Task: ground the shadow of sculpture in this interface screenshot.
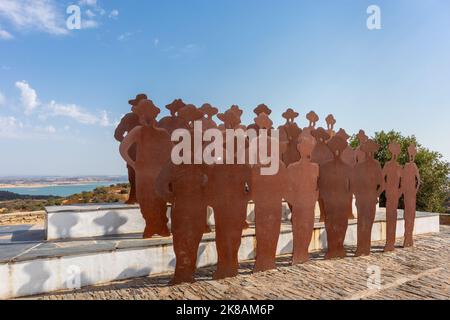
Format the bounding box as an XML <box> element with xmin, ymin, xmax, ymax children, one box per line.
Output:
<box><xmin>93</xmin><ymin>211</ymin><xmax>128</xmax><ymax>236</ymax></box>
<box><xmin>49</xmin><ymin>212</ymin><xmax>79</xmax><ymax>239</ymax></box>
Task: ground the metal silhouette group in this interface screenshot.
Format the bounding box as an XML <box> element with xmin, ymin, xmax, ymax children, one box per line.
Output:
<box><xmin>115</xmin><ymin>93</ymin><xmax>420</xmax><ymax>285</ymax></box>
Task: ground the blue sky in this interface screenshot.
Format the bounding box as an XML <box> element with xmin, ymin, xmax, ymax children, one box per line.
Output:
<box><xmin>0</xmin><ymin>0</ymin><xmax>449</xmax><ymax>176</ymax></box>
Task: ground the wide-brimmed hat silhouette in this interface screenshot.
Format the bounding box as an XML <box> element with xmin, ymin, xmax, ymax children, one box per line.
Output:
<box><xmin>128</xmin><ymin>93</ymin><xmax>148</xmax><ymax>106</ymax></box>
<box><xmin>282</xmin><ymin>108</ymin><xmax>299</xmax><ymax>121</ymax></box>
<box><xmin>200</xmin><ymin>103</ymin><xmax>219</xmax><ymax>117</ymax></box>
<box><xmin>166</xmin><ymin>99</ymin><xmax>186</xmax><ymax>114</ymax></box>
<box><xmin>254</xmin><ymin>104</ymin><xmax>272</xmax><ymax>116</ymax></box>
<box><xmin>311</xmin><ymin>127</ymin><xmax>330</xmax><ymax>142</ymax></box>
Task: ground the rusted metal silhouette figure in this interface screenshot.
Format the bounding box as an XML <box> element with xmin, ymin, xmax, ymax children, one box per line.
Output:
<box><xmin>382</xmin><ymin>142</ymin><xmax>403</xmax><ymax>252</ymax></box>
<box><xmin>352</xmin><ymin>140</ymin><xmax>383</xmax><ymax>256</ymax></box>
<box><xmin>247</xmin><ymin>104</ymin><xmax>272</xmax><ymax>131</ymax></box>
<box><xmin>355</xmin><ymin>130</ymin><xmax>369</xmax><ymax>164</ymax></box>
<box><xmin>120</xmin><ymin>99</ymin><xmax>172</xmax><ymax>238</ymax></box>
<box><xmin>301</xmin><ymin>111</ymin><xmax>319</xmax><ymax>138</ymax></box>
<box><xmin>325</xmin><ymin>114</ymin><xmax>336</xmax><ymax>138</ymax></box>
<box><xmin>279</xmin><ymin>108</ymin><xmax>302</xmax><ymax>166</ymax></box>
<box><xmin>114</xmin><ymin>94</ymin><xmax>147</xmax><ymax>204</ymax></box>
<box><xmin>158</xmin><ymin>99</ymin><xmax>188</xmax><ymax>135</ymax></box>
<box><xmin>251</xmin><ymin>112</ymin><xmax>287</xmax><ymax>272</ymax></box>
<box><xmin>206</xmin><ymin>148</ymin><xmax>252</xmax><ymax>279</ymax></box>
<box><xmin>285</xmin><ymin>136</ymin><xmax>319</xmax><ymax>264</ymax></box>
<box><xmin>336</xmin><ymin>128</ymin><xmax>356</xmax><ymax>220</ymax></box>
<box><xmin>311</xmin><ymin>127</ymin><xmax>332</xmax><ymax>222</ymax></box>
<box><xmin>402</xmin><ymin>145</ymin><xmax>421</xmax><ymax>248</ymax></box>
<box><xmin>319</xmin><ymin>136</ymin><xmax>353</xmax><ymax>259</ymax></box>
<box><xmin>200</xmin><ymin>103</ymin><xmax>218</xmax><ymax>130</ymax></box>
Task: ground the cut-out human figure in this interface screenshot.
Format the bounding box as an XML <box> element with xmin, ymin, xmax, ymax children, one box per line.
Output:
<box><xmin>158</xmin><ymin>99</ymin><xmax>188</xmax><ymax>135</ymax></box>
<box><xmin>355</xmin><ymin>130</ymin><xmax>369</xmax><ymax>164</ymax></box>
<box><xmin>300</xmin><ymin>111</ymin><xmax>319</xmax><ymax>139</ymax></box>
<box><xmin>114</xmin><ymin>93</ymin><xmax>147</xmax><ymax>204</ymax></box>
<box><xmin>250</xmin><ymin>112</ymin><xmax>288</xmax><ymax>272</ymax></box>
<box><xmin>311</xmin><ymin>128</ymin><xmax>333</xmax><ymax>223</ymax></box>
<box><xmin>120</xmin><ymin>99</ymin><xmax>172</xmax><ymax>238</ymax></box>
<box><xmin>325</xmin><ymin>114</ymin><xmax>336</xmax><ymax>138</ymax></box>
<box><xmin>336</xmin><ymin>128</ymin><xmax>356</xmax><ymax>220</ymax></box>
<box><xmin>352</xmin><ymin>140</ymin><xmax>383</xmax><ymax>257</ymax></box>
<box><xmin>156</xmin><ymin>160</ymin><xmax>209</xmax><ymax>285</ymax></box>
<box><xmin>285</xmin><ymin>136</ymin><xmax>319</xmax><ymax>264</ymax></box>
<box><xmin>279</xmin><ymin>108</ymin><xmax>302</xmax><ymax>167</ymax></box>
<box><xmin>319</xmin><ymin>136</ymin><xmax>353</xmax><ymax>259</ymax></box>
<box><xmin>402</xmin><ymin>144</ymin><xmax>421</xmax><ymax>248</ymax></box>
<box><xmin>205</xmin><ymin>147</ymin><xmax>252</xmax><ymax>279</ymax></box>
<box><xmin>200</xmin><ymin>103</ymin><xmax>218</xmax><ymax>130</ymax></box>
<box><xmin>247</xmin><ymin>104</ymin><xmax>272</xmax><ymax>131</ymax></box>
<box><xmin>382</xmin><ymin>142</ymin><xmax>403</xmax><ymax>252</ymax></box>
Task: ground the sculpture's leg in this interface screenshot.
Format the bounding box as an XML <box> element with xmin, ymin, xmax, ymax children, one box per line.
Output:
<box><xmin>384</xmin><ymin>196</ymin><xmax>398</xmax><ymax>252</ymax></box>
<box><xmin>356</xmin><ymin>200</ymin><xmax>375</xmax><ymax>256</ymax></box>
<box><xmin>171</xmin><ymin>204</ymin><xmax>206</xmax><ymax>285</ymax></box>
<box><xmin>213</xmin><ymin>203</ymin><xmax>247</xmax><ymax>279</ymax></box>
<box><xmin>142</xmin><ymin>198</ymin><xmax>169</xmax><ymax>238</ymax></box>
<box><xmin>125</xmin><ymin>165</ymin><xmax>137</xmax><ymax>204</ymax></box>
<box><xmin>292</xmin><ymin>203</ymin><xmax>315</xmax><ymax>265</ymax></box>
<box><xmin>318</xmin><ymin>198</ymin><xmax>326</xmax><ymax>222</ymax></box>
<box><xmin>254</xmin><ymin>201</ymin><xmax>282</xmax><ymax>273</ymax></box>
<box><xmin>403</xmin><ymin>194</ymin><xmax>416</xmax><ymax>248</ymax></box>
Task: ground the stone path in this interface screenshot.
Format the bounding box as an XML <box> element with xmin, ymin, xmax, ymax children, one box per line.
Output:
<box><xmin>33</xmin><ymin>226</ymin><xmax>450</xmax><ymax>300</ymax></box>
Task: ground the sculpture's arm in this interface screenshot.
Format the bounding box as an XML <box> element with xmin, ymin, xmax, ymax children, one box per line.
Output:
<box><xmin>119</xmin><ymin>127</ymin><xmax>139</xmax><ymax>169</ymax></box>
<box><xmin>155</xmin><ymin>162</ymin><xmax>174</xmax><ymax>202</ymax></box>
<box><xmin>415</xmin><ymin>167</ymin><xmax>421</xmax><ymax>193</ymax></box>
<box><xmin>114</xmin><ymin>116</ymin><xmax>130</xmax><ymax>142</ymax></box>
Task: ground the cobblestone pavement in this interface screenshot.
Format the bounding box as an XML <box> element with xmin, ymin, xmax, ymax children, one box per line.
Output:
<box><xmin>33</xmin><ymin>226</ymin><xmax>450</xmax><ymax>300</ymax></box>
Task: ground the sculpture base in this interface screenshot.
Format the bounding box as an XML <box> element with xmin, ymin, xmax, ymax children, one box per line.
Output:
<box><xmin>0</xmin><ymin>209</ymin><xmax>439</xmax><ymax>299</ymax></box>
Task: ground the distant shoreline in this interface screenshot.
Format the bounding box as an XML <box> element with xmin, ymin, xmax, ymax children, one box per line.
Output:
<box><xmin>0</xmin><ymin>181</ymin><xmax>126</xmax><ymax>189</ymax></box>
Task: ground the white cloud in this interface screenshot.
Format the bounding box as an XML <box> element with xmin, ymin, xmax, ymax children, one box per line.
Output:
<box><xmin>0</xmin><ymin>116</ymin><xmax>23</xmax><ymax>138</ymax></box>
<box><xmin>15</xmin><ymin>80</ymin><xmax>40</xmax><ymax>115</ymax></box>
<box><xmin>154</xmin><ymin>38</ymin><xmax>159</xmax><ymax>47</ymax></box>
<box><xmin>0</xmin><ymin>0</ymin><xmax>68</xmax><ymax>35</ymax></box>
<box><xmin>0</xmin><ymin>27</ymin><xmax>13</xmax><ymax>40</ymax></box>
<box><xmin>46</xmin><ymin>100</ymin><xmax>111</xmax><ymax>126</ymax></box>
<box><xmin>85</xmin><ymin>9</ymin><xmax>96</xmax><ymax>18</ymax></box>
<box><xmin>45</xmin><ymin>125</ymin><xmax>56</xmax><ymax>133</ymax></box>
<box><xmin>109</xmin><ymin>9</ymin><xmax>119</xmax><ymax>19</ymax></box>
<box><xmin>78</xmin><ymin>0</ymin><xmax>97</xmax><ymax>6</ymax></box>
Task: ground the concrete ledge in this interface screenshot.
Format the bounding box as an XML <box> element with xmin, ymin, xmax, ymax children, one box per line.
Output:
<box><xmin>0</xmin><ymin>210</ymin><xmax>439</xmax><ymax>299</ymax></box>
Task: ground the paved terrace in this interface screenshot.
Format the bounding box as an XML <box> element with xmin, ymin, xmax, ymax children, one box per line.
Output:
<box><xmin>31</xmin><ymin>226</ymin><xmax>450</xmax><ymax>300</ymax></box>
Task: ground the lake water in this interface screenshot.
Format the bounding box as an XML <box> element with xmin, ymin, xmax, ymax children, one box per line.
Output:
<box><xmin>0</xmin><ymin>181</ymin><xmax>127</xmax><ymax>197</ymax></box>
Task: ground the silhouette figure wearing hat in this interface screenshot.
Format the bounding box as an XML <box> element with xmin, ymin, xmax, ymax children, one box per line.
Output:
<box><xmin>311</xmin><ymin>127</ymin><xmax>333</xmax><ymax>223</ymax></box>
<box><xmin>352</xmin><ymin>140</ymin><xmax>383</xmax><ymax>256</ymax></box>
<box><xmin>382</xmin><ymin>142</ymin><xmax>403</xmax><ymax>252</ymax></box>
<box><xmin>156</xmin><ymin>105</ymin><xmax>209</xmax><ymax>284</ymax></box>
<box><xmin>336</xmin><ymin>128</ymin><xmax>356</xmax><ymax>220</ymax></box>
<box><xmin>319</xmin><ymin>136</ymin><xmax>353</xmax><ymax>259</ymax></box>
<box><xmin>402</xmin><ymin>145</ymin><xmax>421</xmax><ymax>247</ymax></box>
<box><xmin>250</xmin><ymin>112</ymin><xmax>288</xmax><ymax>272</ymax></box>
<box><xmin>279</xmin><ymin>108</ymin><xmax>302</xmax><ymax>167</ymax></box>
<box><xmin>119</xmin><ymin>99</ymin><xmax>172</xmax><ymax>238</ymax></box>
<box><xmin>285</xmin><ymin>135</ymin><xmax>319</xmax><ymax>264</ymax></box>
<box><xmin>158</xmin><ymin>99</ymin><xmax>188</xmax><ymax>135</ymax></box>
<box><xmin>114</xmin><ymin>94</ymin><xmax>147</xmax><ymax>204</ymax></box>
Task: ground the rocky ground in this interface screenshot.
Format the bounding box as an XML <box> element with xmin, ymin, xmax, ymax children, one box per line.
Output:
<box><xmin>31</xmin><ymin>226</ymin><xmax>450</xmax><ymax>300</ymax></box>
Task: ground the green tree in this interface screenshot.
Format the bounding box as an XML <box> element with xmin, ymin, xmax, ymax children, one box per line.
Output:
<box><xmin>350</xmin><ymin>130</ymin><xmax>450</xmax><ymax>213</ymax></box>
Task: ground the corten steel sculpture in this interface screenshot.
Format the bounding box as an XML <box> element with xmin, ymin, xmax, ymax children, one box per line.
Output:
<box><xmin>300</xmin><ymin>111</ymin><xmax>319</xmax><ymax>138</ymax></box>
<box><xmin>311</xmin><ymin>127</ymin><xmax>332</xmax><ymax>223</ymax></box>
<box><xmin>336</xmin><ymin>128</ymin><xmax>356</xmax><ymax>220</ymax></box>
<box><xmin>200</xmin><ymin>103</ymin><xmax>219</xmax><ymax>130</ymax></box>
<box><xmin>285</xmin><ymin>136</ymin><xmax>319</xmax><ymax>264</ymax></box>
<box><xmin>206</xmin><ymin>148</ymin><xmax>252</xmax><ymax>279</ymax></box>
<box><xmin>247</xmin><ymin>104</ymin><xmax>272</xmax><ymax>131</ymax></box>
<box><xmin>319</xmin><ymin>135</ymin><xmax>353</xmax><ymax>259</ymax></box>
<box><xmin>158</xmin><ymin>99</ymin><xmax>188</xmax><ymax>135</ymax></box>
<box><xmin>352</xmin><ymin>140</ymin><xmax>383</xmax><ymax>256</ymax></box>
<box><xmin>382</xmin><ymin>142</ymin><xmax>403</xmax><ymax>252</ymax></box>
<box><xmin>156</xmin><ymin>106</ymin><xmax>209</xmax><ymax>284</ymax></box>
<box><xmin>114</xmin><ymin>93</ymin><xmax>148</xmax><ymax>204</ymax></box>
<box><xmin>355</xmin><ymin>130</ymin><xmax>369</xmax><ymax>164</ymax></box>
<box><xmin>325</xmin><ymin>114</ymin><xmax>337</xmax><ymax>138</ymax></box>
<box><xmin>120</xmin><ymin>99</ymin><xmax>172</xmax><ymax>238</ymax></box>
<box><xmin>279</xmin><ymin>108</ymin><xmax>302</xmax><ymax>166</ymax></box>
<box><xmin>251</xmin><ymin>112</ymin><xmax>288</xmax><ymax>273</ymax></box>
<box><xmin>402</xmin><ymin>145</ymin><xmax>421</xmax><ymax>248</ymax></box>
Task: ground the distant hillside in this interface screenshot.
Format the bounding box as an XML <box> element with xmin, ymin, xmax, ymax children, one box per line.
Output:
<box><xmin>0</xmin><ymin>191</ymin><xmax>57</xmax><ymax>201</ymax></box>
<box><xmin>0</xmin><ymin>183</ymin><xmax>130</xmax><ymax>214</ymax></box>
